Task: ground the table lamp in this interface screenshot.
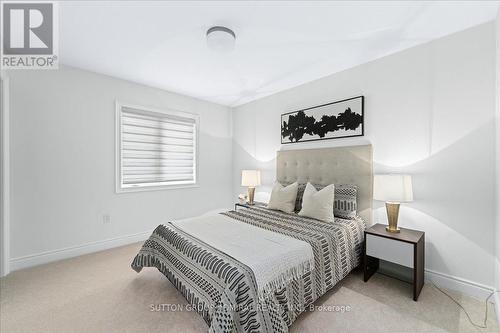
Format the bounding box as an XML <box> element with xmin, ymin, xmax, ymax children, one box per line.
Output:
<box><xmin>241</xmin><ymin>170</ymin><xmax>261</xmax><ymax>205</ymax></box>
<box><xmin>374</xmin><ymin>174</ymin><xmax>413</xmax><ymax>233</ymax></box>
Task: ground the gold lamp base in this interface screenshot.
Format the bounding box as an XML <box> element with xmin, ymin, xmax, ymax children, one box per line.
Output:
<box><xmin>385</xmin><ymin>226</ymin><xmax>401</xmax><ymax>233</ymax></box>
<box><xmin>385</xmin><ymin>202</ymin><xmax>401</xmax><ymax>233</ymax></box>
<box><xmin>247</xmin><ymin>187</ymin><xmax>256</xmax><ymax>205</ymax></box>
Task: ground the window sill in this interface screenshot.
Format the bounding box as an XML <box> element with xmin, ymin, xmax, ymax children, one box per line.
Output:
<box><xmin>116</xmin><ymin>184</ymin><xmax>200</xmax><ymax>194</ymax></box>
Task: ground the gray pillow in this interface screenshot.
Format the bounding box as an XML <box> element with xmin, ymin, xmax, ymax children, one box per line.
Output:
<box><xmin>283</xmin><ymin>182</ymin><xmax>358</xmax><ymax>219</ymax></box>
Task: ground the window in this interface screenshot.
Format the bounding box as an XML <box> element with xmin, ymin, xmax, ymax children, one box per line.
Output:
<box><xmin>116</xmin><ymin>102</ymin><xmax>198</xmax><ymax>192</ymax></box>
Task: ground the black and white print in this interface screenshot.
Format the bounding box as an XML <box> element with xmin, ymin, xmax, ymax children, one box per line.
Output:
<box><xmin>281</xmin><ymin>96</ymin><xmax>364</xmax><ymax>144</ymax></box>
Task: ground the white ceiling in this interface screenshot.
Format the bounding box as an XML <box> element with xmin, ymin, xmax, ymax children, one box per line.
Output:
<box><xmin>60</xmin><ymin>1</ymin><xmax>500</xmax><ymax>107</ymax></box>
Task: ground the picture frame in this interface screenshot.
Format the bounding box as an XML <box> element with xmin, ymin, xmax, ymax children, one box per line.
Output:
<box><xmin>281</xmin><ymin>95</ymin><xmax>364</xmax><ymax>144</ymax></box>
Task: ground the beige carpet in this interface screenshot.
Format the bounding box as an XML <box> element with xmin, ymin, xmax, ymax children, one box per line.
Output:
<box><xmin>1</xmin><ymin>243</ymin><xmax>498</xmax><ymax>333</ymax></box>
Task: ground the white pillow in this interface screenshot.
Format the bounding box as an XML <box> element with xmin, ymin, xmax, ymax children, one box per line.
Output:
<box><xmin>267</xmin><ymin>182</ymin><xmax>299</xmax><ymax>213</ymax></box>
<box><xmin>298</xmin><ymin>183</ymin><xmax>335</xmax><ymax>222</ymax></box>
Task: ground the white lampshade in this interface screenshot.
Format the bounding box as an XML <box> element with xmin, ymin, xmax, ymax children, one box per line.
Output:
<box><xmin>241</xmin><ymin>170</ymin><xmax>261</xmax><ymax>187</ymax></box>
<box><xmin>374</xmin><ymin>174</ymin><xmax>413</xmax><ymax>203</ymax></box>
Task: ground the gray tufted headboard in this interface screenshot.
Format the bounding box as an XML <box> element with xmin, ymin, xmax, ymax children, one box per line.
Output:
<box><xmin>276</xmin><ymin>145</ymin><xmax>373</xmax><ymax>224</ymax></box>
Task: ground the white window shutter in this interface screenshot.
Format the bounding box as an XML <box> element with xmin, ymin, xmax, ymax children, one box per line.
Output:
<box><xmin>118</xmin><ymin>105</ymin><xmax>197</xmax><ymax>190</ymax></box>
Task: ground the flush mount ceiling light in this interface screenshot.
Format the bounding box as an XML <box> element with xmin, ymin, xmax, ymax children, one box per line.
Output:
<box><xmin>206</xmin><ymin>26</ymin><xmax>236</xmax><ymax>53</ymax></box>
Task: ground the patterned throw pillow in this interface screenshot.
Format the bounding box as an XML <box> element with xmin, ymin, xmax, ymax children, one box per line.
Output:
<box><xmin>333</xmin><ymin>184</ymin><xmax>358</xmax><ymax>219</ymax></box>
<box><xmin>294</xmin><ymin>183</ymin><xmax>308</xmax><ymax>212</ymax></box>
<box><xmin>282</xmin><ymin>182</ymin><xmax>358</xmax><ymax>219</ymax></box>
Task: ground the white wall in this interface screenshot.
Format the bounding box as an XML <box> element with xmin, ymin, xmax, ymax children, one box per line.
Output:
<box><xmin>233</xmin><ymin>23</ymin><xmax>497</xmax><ymax>289</ymax></box>
<box><xmin>7</xmin><ymin>66</ymin><xmax>233</xmax><ymax>264</ymax></box>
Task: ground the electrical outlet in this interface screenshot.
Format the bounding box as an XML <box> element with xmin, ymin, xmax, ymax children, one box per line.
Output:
<box><xmin>102</xmin><ymin>214</ymin><xmax>111</xmax><ymax>224</ymax></box>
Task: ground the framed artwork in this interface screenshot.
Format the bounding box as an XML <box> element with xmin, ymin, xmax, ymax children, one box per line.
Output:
<box><xmin>281</xmin><ymin>96</ymin><xmax>364</xmax><ymax>144</ymax></box>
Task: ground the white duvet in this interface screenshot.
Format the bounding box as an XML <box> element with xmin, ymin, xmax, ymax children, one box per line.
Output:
<box><xmin>172</xmin><ymin>212</ymin><xmax>314</xmax><ymax>297</ymax></box>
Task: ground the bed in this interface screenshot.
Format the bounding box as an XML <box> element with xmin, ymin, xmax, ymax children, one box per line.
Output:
<box><xmin>131</xmin><ymin>145</ymin><xmax>373</xmax><ymax>333</ymax></box>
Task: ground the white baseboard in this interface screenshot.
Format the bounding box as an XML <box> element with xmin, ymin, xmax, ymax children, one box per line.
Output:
<box><xmin>425</xmin><ymin>269</ymin><xmax>495</xmax><ymax>301</ymax></box>
<box><xmin>9</xmin><ymin>230</ymin><xmax>152</xmax><ymax>272</ymax></box>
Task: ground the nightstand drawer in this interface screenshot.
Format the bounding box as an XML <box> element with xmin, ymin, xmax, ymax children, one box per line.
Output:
<box><xmin>366</xmin><ymin>234</ymin><xmax>413</xmax><ymax>268</ymax></box>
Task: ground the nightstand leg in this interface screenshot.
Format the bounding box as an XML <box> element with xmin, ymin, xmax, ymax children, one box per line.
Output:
<box><xmin>413</xmin><ymin>237</ymin><xmax>425</xmax><ymax>301</ymax></box>
<box><xmin>364</xmin><ymin>255</ymin><xmax>379</xmax><ymax>282</ymax></box>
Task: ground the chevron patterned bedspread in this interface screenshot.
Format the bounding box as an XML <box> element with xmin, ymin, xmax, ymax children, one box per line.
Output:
<box><xmin>131</xmin><ymin>206</ymin><xmax>365</xmax><ymax>333</ymax></box>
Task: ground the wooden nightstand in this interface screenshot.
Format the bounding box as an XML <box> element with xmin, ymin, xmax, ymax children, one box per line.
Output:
<box><xmin>234</xmin><ymin>202</ymin><xmax>265</xmax><ymax>211</ymax></box>
<box><xmin>363</xmin><ymin>223</ymin><xmax>425</xmax><ymax>301</ymax></box>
